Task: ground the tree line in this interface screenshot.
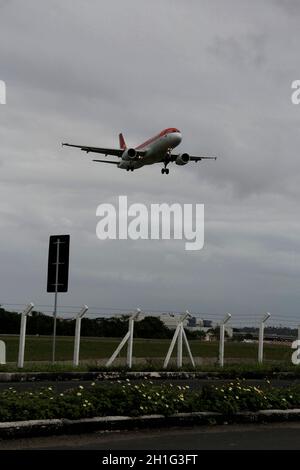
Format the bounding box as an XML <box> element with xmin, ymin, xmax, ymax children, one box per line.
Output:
<box><xmin>0</xmin><ymin>307</ymin><xmax>203</xmax><ymax>339</ymax></box>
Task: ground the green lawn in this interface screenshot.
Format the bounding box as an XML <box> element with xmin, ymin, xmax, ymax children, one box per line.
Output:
<box><xmin>0</xmin><ymin>335</ymin><xmax>292</xmax><ymax>363</ymax></box>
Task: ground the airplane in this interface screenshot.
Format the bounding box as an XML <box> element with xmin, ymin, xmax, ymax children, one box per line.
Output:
<box><xmin>62</xmin><ymin>128</ymin><xmax>217</xmax><ymax>175</ymax></box>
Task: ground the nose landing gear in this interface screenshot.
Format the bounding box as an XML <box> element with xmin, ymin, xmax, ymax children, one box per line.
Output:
<box><xmin>161</xmin><ymin>168</ymin><xmax>169</xmax><ymax>175</ymax></box>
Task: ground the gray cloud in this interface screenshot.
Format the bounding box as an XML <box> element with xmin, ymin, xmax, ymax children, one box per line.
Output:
<box><xmin>0</xmin><ymin>0</ymin><xmax>299</xmax><ymax>325</ymax></box>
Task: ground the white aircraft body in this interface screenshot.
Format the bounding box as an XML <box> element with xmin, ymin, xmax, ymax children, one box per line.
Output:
<box><xmin>62</xmin><ymin>128</ymin><xmax>216</xmax><ymax>174</ymax></box>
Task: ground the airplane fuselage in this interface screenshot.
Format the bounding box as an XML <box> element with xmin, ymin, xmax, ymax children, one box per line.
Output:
<box><xmin>118</xmin><ymin>128</ymin><xmax>182</xmax><ymax>170</ymax></box>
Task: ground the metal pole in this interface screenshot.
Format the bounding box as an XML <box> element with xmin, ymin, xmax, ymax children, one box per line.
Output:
<box><xmin>177</xmin><ymin>323</ymin><xmax>183</xmax><ymax>368</ymax></box>
<box><xmin>0</xmin><ymin>340</ymin><xmax>6</xmax><ymax>365</ymax></box>
<box><xmin>73</xmin><ymin>305</ymin><xmax>88</xmax><ymax>367</ymax></box>
<box><xmin>127</xmin><ymin>316</ymin><xmax>134</xmax><ymax>368</ymax></box>
<box><xmin>163</xmin><ymin>323</ymin><xmax>181</xmax><ymax>369</ymax></box>
<box><xmin>52</xmin><ymin>239</ymin><xmax>60</xmax><ymax>363</ymax></box>
<box><xmin>258</xmin><ymin>312</ymin><xmax>271</xmax><ymax>364</ymax></box>
<box><xmin>219</xmin><ymin>313</ymin><xmax>231</xmax><ymax>367</ymax></box>
<box><xmin>106</xmin><ymin>331</ymin><xmax>131</xmax><ymax>367</ymax></box>
<box><xmin>106</xmin><ymin>309</ymin><xmax>140</xmax><ymax>368</ymax></box>
<box><xmin>164</xmin><ymin>311</ymin><xmax>192</xmax><ymax>369</ymax></box>
<box><xmin>182</xmin><ymin>327</ymin><xmax>195</xmax><ymax>368</ymax></box>
<box><xmin>17</xmin><ymin>303</ymin><xmax>34</xmax><ymax>368</ymax></box>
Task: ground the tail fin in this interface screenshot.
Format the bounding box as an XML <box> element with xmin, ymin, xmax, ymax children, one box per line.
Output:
<box><xmin>119</xmin><ymin>133</ymin><xmax>127</xmax><ymax>150</ymax></box>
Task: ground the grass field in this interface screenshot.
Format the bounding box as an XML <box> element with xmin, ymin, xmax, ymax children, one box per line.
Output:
<box><xmin>0</xmin><ymin>335</ymin><xmax>293</xmax><ymax>364</ymax></box>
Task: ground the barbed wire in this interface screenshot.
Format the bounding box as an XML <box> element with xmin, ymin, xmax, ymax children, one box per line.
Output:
<box><xmin>1</xmin><ymin>301</ymin><xmax>300</xmax><ymax>328</ymax></box>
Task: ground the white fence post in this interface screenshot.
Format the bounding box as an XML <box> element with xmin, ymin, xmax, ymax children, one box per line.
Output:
<box><xmin>0</xmin><ymin>340</ymin><xmax>6</xmax><ymax>365</ymax></box>
<box><xmin>106</xmin><ymin>309</ymin><xmax>141</xmax><ymax>368</ymax></box>
<box><xmin>219</xmin><ymin>313</ymin><xmax>231</xmax><ymax>367</ymax></box>
<box><xmin>164</xmin><ymin>311</ymin><xmax>195</xmax><ymax>369</ymax></box>
<box><xmin>17</xmin><ymin>303</ymin><xmax>34</xmax><ymax>368</ymax></box>
<box><xmin>177</xmin><ymin>322</ymin><xmax>183</xmax><ymax>368</ymax></box>
<box><xmin>73</xmin><ymin>305</ymin><xmax>88</xmax><ymax>367</ymax></box>
<box><xmin>258</xmin><ymin>312</ymin><xmax>271</xmax><ymax>364</ymax></box>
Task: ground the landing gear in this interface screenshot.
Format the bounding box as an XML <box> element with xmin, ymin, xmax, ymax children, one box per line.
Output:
<box><xmin>161</xmin><ymin>154</ymin><xmax>171</xmax><ymax>174</ymax></box>
<box><xmin>126</xmin><ymin>167</ymin><xmax>134</xmax><ymax>172</ymax></box>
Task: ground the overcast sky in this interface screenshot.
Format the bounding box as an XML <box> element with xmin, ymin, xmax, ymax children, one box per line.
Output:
<box><xmin>0</xmin><ymin>0</ymin><xmax>300</xmax><ymax>324</ymax></box>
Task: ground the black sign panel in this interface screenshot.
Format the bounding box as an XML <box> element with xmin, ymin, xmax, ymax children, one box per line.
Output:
<box><xmin>47</xmin><ymin>235</ymin><xmax>70</xmax><ymax>293</ymax></box>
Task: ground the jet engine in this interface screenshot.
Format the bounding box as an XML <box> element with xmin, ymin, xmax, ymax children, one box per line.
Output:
<box><xmin>122</xmin><ymin>148</ymin><xmax>136</xmax><ymax>160</ymax></box>
<box><xmin>175</xmin><ymin>153</ymin><xmax>190</xmax><ymax>165</ymax></box>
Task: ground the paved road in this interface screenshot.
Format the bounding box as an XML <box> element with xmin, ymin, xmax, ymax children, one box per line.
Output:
<box><xmin>1</xmin><ymin>422</ymin><xmax>300</xmax><ymax>450</ymax></box>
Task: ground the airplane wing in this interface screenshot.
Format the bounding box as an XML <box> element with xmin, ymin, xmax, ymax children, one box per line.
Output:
<box><xmin>92</xmin><ymin>159</ymin><xmax>119</xmax><ymax>165</ymax></box>
<box><xmin>62</xmin><ymin>143</ymin><xmax>146</xmax><ymax>158</ymax></box>
<box><xmin>62</xmin><ymin>143</ymin><xmax>123</xmax><ymax>157</ymax></box>
<box><xmin>189</xmin><ymin>156</ymin><xmax>217</xmax><ymax>161</ymax></box>
<box><xmin>170</xmin><ymin>153</ymin><xmax>217</xmax><ymax>162</ymax></box>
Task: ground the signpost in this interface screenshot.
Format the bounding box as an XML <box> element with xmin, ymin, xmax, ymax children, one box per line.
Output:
<box><xmin>47</xmin><ymin>234</ymin><xmax>70</xmax><ymax>363</ymax></box>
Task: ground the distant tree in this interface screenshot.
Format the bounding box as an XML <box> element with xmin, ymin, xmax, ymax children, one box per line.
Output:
<box><xmin>135</xmin><ymin>316</ymin><xmax>172</xmax><ymax>339</ymax></box>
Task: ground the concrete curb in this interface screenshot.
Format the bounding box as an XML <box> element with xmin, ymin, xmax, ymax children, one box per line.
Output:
<box><xmin>1</xmin><ymin>370</ymin><xmax>300</xmax><ymax>382</ymax></box>
<box><xmin>2</xmin><ymin>409</ymin><xmax>300</xmax><ymax>439</ymax></box>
